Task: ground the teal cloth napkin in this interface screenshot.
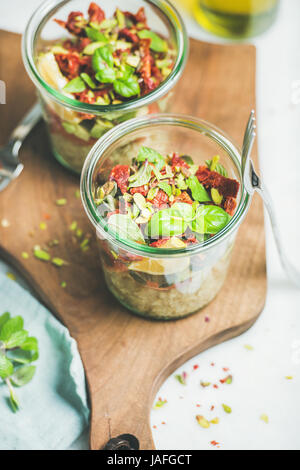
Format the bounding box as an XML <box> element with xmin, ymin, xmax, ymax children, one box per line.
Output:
<box><xmin>0</xmin><ymin>262</ymin><xmax>90</xmax><ymax>450</ymax></box>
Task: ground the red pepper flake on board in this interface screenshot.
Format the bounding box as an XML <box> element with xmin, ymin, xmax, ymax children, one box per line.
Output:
<box><xmin>223</xmin><ymin>367</ymin><xmax>229</xmax><ymax>372</ymax></box>
<box><xmin>193</xmin><ymin>364</ymin><xmax>199</xmax><ymax>370</ymax></box>
<box><xmin>213</xmin><ymin>384</ymin><xmax>219</xmax><ymax>389</ymax></box>
<box><xmin>210</xmin><ymin>440</ymin><xmax>220</xmax><ymax>447</ymax></box>
<box><xmin>211</xmin><ymin>362</ymin><xmax>215</xmax><ymax>367</ymax></box>
<box><xmin>204</xmin><ymin>316</ymin><xmax>210</xmax><ymax>323</ymax></box>
<box><xmin>210</xmin><ymin>405</ymin><xmax>215</xmax><ymax>411</ymax></box>
<box><xmin>220</xmin><ymin>375</ymin><xmax>233</xmax><ymax>385</ymax></box>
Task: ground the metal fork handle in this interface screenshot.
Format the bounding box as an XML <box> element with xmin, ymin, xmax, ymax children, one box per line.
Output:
<box><xmin>9</xmin><ymin>102</ymin><xmax>42</xmax><ymax>145</ymax></box>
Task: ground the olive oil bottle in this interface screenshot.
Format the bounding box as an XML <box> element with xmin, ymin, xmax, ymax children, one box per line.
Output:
<box><xmin>193</xmin><ymin>0</ymin><xmax>279</xmax><ymax>38</ymax></box>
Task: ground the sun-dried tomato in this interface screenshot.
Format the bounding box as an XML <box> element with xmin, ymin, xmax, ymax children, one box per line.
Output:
<box><xmin>196</xmin><ymin>166</ymin><xmax>240</xmax><ymax>198</ymax></box>
<box><xmin>55</xmin><ymin>11</ymin><xmax>85</xmax><ymax>36</ymax></box>
<box><xmin>223</xmin><ymin>197</ymin><xmax>237</xmax><ymax>216</ymax></box>
<box><xmin>109</xmin><ymin>165</ymin><xmax>130</xmax><ymax>194</ymax></box>
<box><xmin>151</xmin><ymin>189</ymin><xmax>169</xmax><ymax>208</ymax></box>
<box><xmin>171</xmin><ymin>153</ymin><xmax>190</xmax><ymax>171</ymax></box>
<box><xmin>55</xmin><ymin>52</ymin><xmax>81</xmax><ymax>79</ymax></box>
<box><xmin>119</xmin><ymin>28</ymin><xmax>139</xmax><ymax>43</ymax></box>
<box><xmin>139</xmin><ymin>38</ymin><xmax>152</xmax><ymax>80</ymax></box>
<box><xmin>123</xmin><ymin>7</ymin><xmax>147</xmax><ymax>26</ymax></box>
<box><xmin>149</xmin><ymin>238</ymin><xmax>170</xmax><ymax>248</ymax></box>
<box><xmin>173</xmin><ymin>191</ymin><xmax>193</xmax><ymax>205</ymax></box>
<box><xmin>88</xmin><ymin>2</ymin><xmax>105</xmax><ymax>24</ymax></box>
<box><xmin>130</xmin><ymin>185</ymin><xmax>149</xmax><ymax>197</ymax></box>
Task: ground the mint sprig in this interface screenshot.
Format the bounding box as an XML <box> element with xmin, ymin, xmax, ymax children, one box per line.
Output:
<box><xmin>0</xmin><ymin>312</ymin><xmax>39</xmax><ymax>412</ymax></box>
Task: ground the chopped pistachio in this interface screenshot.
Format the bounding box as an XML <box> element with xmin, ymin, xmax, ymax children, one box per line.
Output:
<box><xmin>260</xmin><ymin>414</ymin><xmax>269</xmax><ymax>424</ymax></box>
<box><xmin>210</xmin><ymin>155</ymin><xmax>220</xmax><ymax>172</ymax></box>
<box><xmin>210</xmin><ymin>417</ymin><xmax>220</xmax><ymax>425</ymax></box>
<box><xmin>111</xmin><ymin>250</ymin><xmax>118</xmax><ymax>260</ymax></box>
<box><xmin>285</xmin><ymin>376</ymin><xmax>293</xmax><ymax>380</ymax></box>
<box><xmin>76</xmin><ymin>228</ymin><xmax>83</xmax><ymax>238</ymax></box>
<box><xmin>6</xmin><ymin>272</ymin><xmax>16</xmax><ymax>281</ymax></box>
<box><xmin>48</xmin><ymin>239</ymin><xmax>59</xmax><ymax>247</ymax></box>
<box><xmin>222</xmin><ymin>404</ymin><xmax>232</xmax><ymax>414</ymax></box>
<box><xmin>133</xmin><ymin>193</ymin><xmax>146</xmax><ymax>210</ymax></box>
<box><xmin>70</xmin><ymin>221</ymin><xmax>78</xmax><ymax>231</ymax></box>
<box><xmin>153</xmin><ymin>399</ymin><xmax>167</xmax><ymax>409</ymax></box>
<box><xmin>225</xmin><ymin>376</ymin><xmax>233</xmax><ymax>385</ymax></box>
<box><xmin>61</xmin><ymin>281</ymin><xmax>67</xmax><ymax>288</ymax></box>
<box><xmin>56</xmin><ymin>198</ymin><xmax>67</xmax><ymax>206</ymax></box>
<box><xmin>200</xmin><ymin>381</ymin><xmax>211</xmax><ymax>388</ymax></box>
<box><xmin>211</xmin><ymin>188</ymin><xmax>223</xmax><ymax>205</ymax></box>
<box><xmin>39</xmin><ymin>222</ymin><xmax>47</xmax><ymax>230</ymax></box>
<box><xmin>52</xmin><ymin>257</ymin><xmax>68</xmax><ymax>267</ymax></box>
<box><xmin>75</xmin><ymin>189</ymin><xmax>80</xmax><ymax>199</ymax></box>
<box><xmin>196</xmin><ymin>415</ymin><xmax>210</xmax><ymax>429</ymax></box>
<box><xmin>34</xmin><ymin>248</ymin><xmax>51</xmax><ymax>261</ymax></box>
<box><xmin>21</xmin><ymin>252</ymin><xmax>29</xmax><ymax>259</ymax></box>
<box><xmin>244</xmin><ymin>344</ymin><xmax>254</xmax><ymax>351</ymax></box>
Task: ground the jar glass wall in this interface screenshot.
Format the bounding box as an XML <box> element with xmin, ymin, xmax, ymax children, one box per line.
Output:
<box><xmin>81</xmin><ymin>114</ymin><xmax>251</xmax><ymax>320</ymax></box>
<box><xmin>23</xmin><ymin>0</ymin><xmax>188</xmax><ymax>173</ymax></box>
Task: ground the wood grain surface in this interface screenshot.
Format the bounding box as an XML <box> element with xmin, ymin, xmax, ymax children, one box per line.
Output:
<box><xmin>0</xmin><ymin>31</ymin><xmax>266</xmax><ymax>450</ymax></box>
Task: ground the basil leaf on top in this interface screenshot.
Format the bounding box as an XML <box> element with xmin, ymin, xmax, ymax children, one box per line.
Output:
<box><xmin>205</xmin><ymin>159</ymin><xmax>228</xmax><ymax>177</ymax></box>
<box><xmin>128</xmin><ymin>163</ymin><xmax>152</xmax><ymax>188</ymax></box>
<box><xmin>63</xmin><ymin>76</ymin><xmax>86</xmax><ymax>93</ymax></box>
<box><xmin>137</xmin><ymin>30</ymin><xmax>167</xmax><ymax>52</ymax></box>
<box><xmin>171</xmin><ymin>202</ymin><xmax>195</xmax><ymax>222</ymax></box>
<box><xmin>95</xmin><ymin>67</ymin><xmax>116</xmax><ymax>84</ymax></box>
<box><xmin>108</xmin><ymin>214</ymin><xmax>145</xmax><ymax>244</ymax></box>
<box><xmin>186</xmin><ymin>175</ymin><xmax>211</xmax><ymax>202</ymax></box>
<box><xmin>148</xmin><ymin>208</ymin><xmax>188</xmax><ymax>238</ymax></box>
<box><xmin>92</xmin><ymin>45</ymin><xmax>114</xmax><ymax>69</ymax></box>
<box><xmin>113</xmin><ymin>76</ymin><xmax>140</xmax><ymax>97</ymax></box>
<box><xmin>193</xmin><ymin>205</ymin><xmax>230</xmax><ymax>235</ymax></box>
<box><xmin>158</xmin><ymin>181</ymin><xmax>172</xmax><ymax>197</ymax></box>
<box><xmin>137</xmin><ymin>146</ymin><xmax>165</xmax><ymax>171</ymax></box>
<box><xmin>85</xmin><ymin>26</ymin><xmax>108</xmax><ymax>42</ymax></box>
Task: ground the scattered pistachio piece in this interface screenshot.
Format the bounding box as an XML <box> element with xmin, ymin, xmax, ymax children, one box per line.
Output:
<box><xmin>210</xmin><ymin>155</ymin><xmax>220</xmax><ymax>172</ymax></box>
<box><xmin>76</xmin><ymin>228</ymin><xmax>83</xmax><ymax>238</ymax></box>
<box><xmin>52</xmin><ymin>257</ymin><xmax>68</xmax><ymax>267</ymax></box>
<box><xmin>285</xmin><ymin>376</ymin><xmax>293</xmax><ymax>380</ymax></box>
<box><xmin>260</xmin><ymin>414</ymin><xmax>269</xmax><ymax>424</ymax></box>
<box><xmin>200</xmin><ymin>381</ymin><xmax>211</xmax><ymax>388</ymax></box>
<box><xmin>70</xmin><ymin>221</ymin><xmax>78</xmax><ymax>231</ymax></box>
<box><xmin>111</xmin><ymin>250</ymin><xmax>118</xmax><ymax>259</ymax></box>
<box><xmin>39</xmin><ymin>222</ymin><xmax>47</xmax><ymax>230</ymax></box>
<box><xmin>80</xmin><ymin>239</ymin><xmax>90</xmax><ymax>250</ymax></box>
<box><xmin>210</xmin><ymin>417</ymin><xmax>220</xmax><ymax>425</ymax></box>
<box><xmin>196</xmin><ymin>415</ymin><xmax>210</xmax><ymax>429</ymax></box>
<box><xmin>6</xmin><ymin>272</ymin><xmax>16</xmax><ymax>281</ymax></box>
<box><xmin>75</xmin><ymin>189</ymin><xmax>80</xmax><ymax>199</ymax></box>
<box><xmin>61</xmin><ymin>281</ymin><xmax>67</xmax><ymax>288</ymax></box>
<box><xmin>153</xmin><ymin>399</ymin><xmax>167</xmax><ymax>409</ymax></box>
<box><xmin>175</xmin><ymin>373</ymin><xmax>187</xmax><ymax>385</ymax></box>
<box><xmin>56</xmin><ymin>198</ymin><xmax>67</xmax><ymax>206</ymax></box>
<box><xmin>211</xmin><ymin>188</ymin><xmax>223</xmax><ymax>205</ymax></box>
<box><xmin>34</xmin><ymin>248</ymin><xmax>51</xmax><ymax>261</ymax></box>
<box><xmin>222</xmin><ymin>404</ymin><xmax>232</xmax><ymax>414</ymax></box>
<box><xmin>244</xmin><ymin>344</ymin><xmax>254</xmax><ymax>351</ymax></box>
<box><xmin>21</xmin><ymin>252</ymin><xmax>29</xmax><ymax>259</ymax></box>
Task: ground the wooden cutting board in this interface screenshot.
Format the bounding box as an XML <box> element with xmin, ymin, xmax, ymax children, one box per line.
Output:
<box><xmin>0</xmin><ymin>30</ymin><xmax>266</xmax><ymax>450</ymax></box>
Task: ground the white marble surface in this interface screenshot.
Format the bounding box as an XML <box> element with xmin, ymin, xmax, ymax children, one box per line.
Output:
<box><xmin>0</xmin><ymin>0</ymin><xmax>300</xmax><ymax>450</ymax></box>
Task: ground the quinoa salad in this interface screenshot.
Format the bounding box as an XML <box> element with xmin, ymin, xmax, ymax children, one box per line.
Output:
<box><xmin>36</xmin><ymin>2</ymin><xmax>176</xmax><ymax>172</ymax></box>
<box><xmin>93</xmin><ymin>146</ymin><xmax>240</xmax><ymax>319</ymax></box>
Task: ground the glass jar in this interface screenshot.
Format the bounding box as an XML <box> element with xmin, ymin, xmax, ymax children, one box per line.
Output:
<box><xmin>193</xmin><ymin>0</ymin><xmax>280</xmax><ymax>39</ymax></box>
<box><xmin>22</xmin><ymin>0</ymin><xmax>188</xmax><ymax>174</ymax></box>
<box><xmin>81</xmin><ymin>114</ymin><xmax>251</xmax><ymax>320</ymax></box>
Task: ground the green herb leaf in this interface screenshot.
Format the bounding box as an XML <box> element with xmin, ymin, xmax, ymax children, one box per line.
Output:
<box><xmin>137</xmin><ymin>146</ymin><xmax>165</xmax><ymax>171</ymax></box>
<box><xmin>95</xmin><ymin>67</ymin><xmax>116</xmax><ymax>84</ymax></box>
<box><xmin>8</xmin><ymin>384</ymin><xmax>19</xmax><ymax>412</ymax></box>
<box><xmin>113</xmin><ymin>76</ymin><xmax>140</xmax><ymax>97</ymax></box>
<box><xmin>10</xmin><ymin>365</ymin><xmax>36</xmax><ymax>387</ymax></box>
<box><xmin>85</xmin><ymin>26</ymin><xmax>108</xmax><ymax>42</ymax></box>
<box><xmin>193</xmin><ymin>205</ymin><xmax>230</xmax><ymax>235</ymax></box>
<box><xmin>128</xmin><ymin>163</ymin><xmax>152</xmax><ymax>188</ymax></box>
<box><xmin>108</xmin><ymin>214</ymin><xmax>145</xmax><ymax>244</ymax></box>
<box><xmin>174</xmin><ymin>373</ymin><xmax>186</xmax><ymax>385</ymax></box>
<box><xmin>80</xmin><ymin>72</ymin><xmax>98</xmax><ymax>89</ymax></box>
<box><xmin>63</xmin><ymin>76</ymin><xmax>86</xmax><ymax>93</ymax></box>
<box><xmin>4</xmin><ymin>330</ymin><xmax>28</xmax><ymax>349</ymax></box>
<box><xmin>138</xmin><ymin>30</ymin><xmax>167</xmax><ymax>52</ymax></box>
<box><xmin>148</xmin><ymin>208</ymin><xmax>187</xmax><ymax>238</ymax></box>
<box><xmin>0</xmin><ymin>316</ymin><xmax>24</xmax><ymax>342</ymax></box>
<box><xmin>117</xmin><ymin>64</ymin><xmax>134</xmax><ymax>81</ymax></box>
<box><xmin>92</xmin><ymin>45</ymin><xmax>114</xmax><ymax>70</ymax></box>
<box><xmin>186</xmin><ymin>176</ymin><xmax>211</xmax><ymax>202</ymax></box>
<box><xmin>0</xmin><ymin>353</ymin><xmax>14</xmax><ymax>379</ymax></box>
<box><xmin>0</xmin><ymin>312</ymin><xmax>10</xmax><ymax>330</ymax></box>
<box><xmin>205</xmin><ymin>159</ymin><xmax>228</xmax><ymax>177</ymax></box>
<box><xmin>171</xmin><ymin>202</ymin><xmax>195</xmax><ymax>222</ymax></box>
<box><xmin>158</xmin><ymin>181</ymin><xmax>172</xmax><ymax>197</ymax></box>
<box><xmin>222</xmin><ymin>404</ymin><xmax>232</xmax><ymax>414</ymax></box>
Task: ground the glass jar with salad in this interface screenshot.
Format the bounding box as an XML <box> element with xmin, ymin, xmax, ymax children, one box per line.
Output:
<box><xmin>81</xmin><ymin>114</ymin><xmax>252</xmax><ymax>320</ymax></box>
<box><xmin>23</xmin><ymin>0</ymin><xmax>188</xmax><ymax>173</ymax></box>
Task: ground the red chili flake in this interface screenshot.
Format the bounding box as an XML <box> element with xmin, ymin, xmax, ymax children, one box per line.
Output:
<box><xmin>54</xmin><ymin>11</ymin><xmax>85</xmax><ymax>36</ymax></box>
<box><xmin>153</xmin><ymin>425</ymin><xmax>157</xmax><ymax>429</ymax></box>
<box><xmin>161</xmin><ymin>421</ymin><xmax>166</xmax><ymax>425</ymax></box>
<box><xmin>210</xmin><ymin>440</ymin><xmax>220</xmax><ymax>447</ymax></box>
<box><xmin>109</xmin><ymin>165</ymin><xmax>130</xmax><ymax>194</ymax></box>
<box><xmin>211</xmin><ymin>362</ymin><xmax>215</xmax><ymax>367</ymax></box>
<box><xmin>43</xmin><ymin>213</ymin><xmax>51</xmax><ymax>220</ymax></box>
<box><xmin>196</xmin><ymin>404</ymin><xmax>201</xmax><ymax>408</ymax></box>
<box><xmin>220</xmin><ymin>375</ymin><xmax>232</xmax><ymax>384</ymax></box>
<box><xmin>204</xmin><ymin>316</ymin><xmax>210</xmax><ymax>323</ymax></box>
<box><xmin>210</xmin><ymin>405</ymin><xmax>215</xmax><ymax>411</ymax></box>
<box><xmin>119</xmin><ymin>28</ymin><xmax>139</xmax><ymax>43</ymax></box>
<box><xmin>193</xmin><ymin>364</ymin><xmax>199</xmax><ymax>370</ymax></box>
<box><xmin>88</xmin><ymin>2</ymin><xmax>105</xmax><ymax>24</ymax></box>
<box><xmin>213</xmin><ymin>384</ymin><xmax>219</xmax><ymax>389</ymax></box>
<box><xmin>130</xmin><ymin>185</ymin><xmax>149</xmax><ymax>197</ymax></box>
<box><xmin>151</xmin><ymin>189</ymin><xmax>169</xmax><ymax>208</ymax></box>
<box><xmin>223</xmin><ymin>367</ymin><xmax>229</xmax><ymax>372</ymax></box>
<box><xmin>171</xmin><ymin>153</ymin><xmax>190</xmax><ymax>171</ymax></box>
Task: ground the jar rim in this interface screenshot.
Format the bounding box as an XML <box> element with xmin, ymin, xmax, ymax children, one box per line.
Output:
<box><xmin>80</xmin><ymin>113</ymin><xmax>252</xmax><ymax>258</ymax></box>
<box><xmin>22</xmin><ymin>0</ymin><xmax>189</xmax><ymax>114</ymax></box>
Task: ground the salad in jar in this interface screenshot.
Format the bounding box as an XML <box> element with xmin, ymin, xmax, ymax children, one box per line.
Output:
<box><xmin>34</xmin><ymin>2</ymin><xmax>178</xmax><ymax>172</ymax></box>
<box><xmin>92</xmin><ymin>145</ymin><xmax>240</xmax><ymax>319</ymax></box>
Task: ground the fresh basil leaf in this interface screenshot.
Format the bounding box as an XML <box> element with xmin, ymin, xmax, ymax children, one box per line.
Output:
<box><xmin>95</xmin><ymin>67</ymin><xmax>116</xmax><ymax>83</ymax></box>
<box><xmin>148</xmin><ymin>209</ymin><xmax>187</xmax><ymax>238</ymax></box>
<box><xmin>137</xmin><ymin>30</ymin><xmax>167</xmax><ymax>52</ymax></box>
<box><xmin>187</xmin><ymin>175</ymin><xmax>211</xmax><ymax>202</ymax></box>
<box><xmin>128</xmin><ymin>163</ymin><xmax>152</xmax><ymax>188</ymax></box>
<box><xmin>108</xmin><ymin>214</ymin><xmax>145</xmax><ymax>243</ymax></box>
<box><xmin>0</xmin><ymin>316</ymin><xmax>24</xmax><ymax>341</ymax></box>
<box><xmin>63</xmin><ymin>77</ymin><xmax>86</xmax><ymax>93</ymax></box>
<box><xmin>117</xmin><ymin>64</ymin><xmax>134</xmax><ymax>81</ymax></box>
<box><xmin>80</xmin><ymin>72</ymin><xmax>97</xmax><ymax>89</ymax></box>
<box><xmin>158</xmin><ymin>181</ymin><xmax>172</xmax><ymax>197</ymax></box>
<box><xmin>113</xmin><ymin>76</ymin><xmax>140</xmax><ymax>97</ymax></box>
<box><xmin>7</xmin><ymin>348</ymin><xmax>38</xmax><ymax>364</ymax></box>
<box><xmin>4</xmin><ymin>329</ymin><xmax>28</xmax><ymax>349</ymax></box>
<box><xmin>193</xmin><ymin>205</ymin><xmax>230</xmax><ymax>235</ymax></box>
<box><xmin>0</xmin><ymin>312</ymin><xmax>10</xmax><ymax>330</ymax></box>
<box><xmin>92</xmin><ymin>45</ymin><xmax>114</xmax><ymax>70</ymax></box>
<box><xmin>85</xmin><ymin>26</ymin><xmax>108</xmax><ymax>42</ymax></box>
<box><xmin>205</xmin><ymin>159</ymin><xmax>228</xmax><ymax>177</ymax></box>
<box><xmin>10</xmin><ymin>365</ymin><xmax>36</xmax><ymax>387</ymax></box>
<box><xmin>171</xmin><ymin>202</ymin><xmax>195</xmax><ymax>222</ymax></box>
<box><xmin>181</xmin><ymin>155</ymin><xmax>194</xmax><ymax>165</ymax></box>
<box><xmin>0</xmin><ymin>353</ymin><xmax>14</xmax><ymax>379</ymax></box>
<box><xmin>137</xmin><ymin>146</ymin><xmax>165</xmax><ymax>171</ymax></box>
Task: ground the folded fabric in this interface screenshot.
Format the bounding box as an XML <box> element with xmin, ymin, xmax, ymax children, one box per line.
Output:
<box><xmin>0</xmin><ymin>263</ymin><xmax>90</xmax><ymax>450</ymax></box>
